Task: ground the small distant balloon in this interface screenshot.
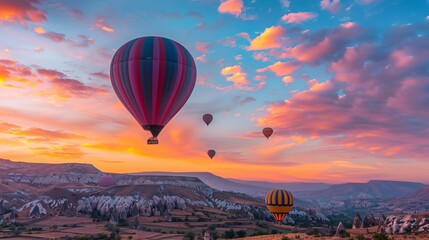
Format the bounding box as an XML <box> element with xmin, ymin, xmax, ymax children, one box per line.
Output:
<box><xmin>98</xmin><ymin>175</ymin><xmax>115</xmax><ymax>187</ymax></box>
<box><xmin>263</xmin><ymin>127</ymin><xmax>273</xmax><ymax>139</ymax></box>
<box><xmin>265</xmin><ymin>189</ymin><xmax>294</xmax><ymax>224</ymax></box>
<box><xmin>202</xmin><ymin>114</ymin><xmax>213</xmax><ymax>126</ymax></box>
<box><xmin>207</xmin><ymin>149</ymin><xmax>216</xmax><ymax>159</ymax></box>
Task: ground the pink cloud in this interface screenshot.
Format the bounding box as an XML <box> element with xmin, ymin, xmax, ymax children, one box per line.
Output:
<box><xmin>281</xmin><ymin>12</ymin><xmax>317</xmax><ymax>24</ymax></box>
<box><xmin>90</xmin><ymin>72</ymin><xmax>110</xmax><ymax>80</ymax></box>
<box><xmin>33</xmin><ymin>26</ymin><xmax>94</xmax><ymax>47</ymax></box>
<box><xmin>94</xmin><ymin>17</ymin><xmax>115</xmax><ymax>33</ymax></box>
<box><xmin>247</xmin><ymin>26</ymin><xmax>287</xmax><ymax>50</ymax></box>
<box><xmin>186</xmin><ymin>11</ymin><xmax>203</xmax><ymax>19</ymax></box>
<box><xmin>357</xmin><ymin>0</ymin><xmax>381</xmax><ymax>4</ymax></box>
<box><xmin>0</xmin><ymin>0</ymin><xmax>46</xmax><ymax>25</ymax></box>
<box><xmin>195</xmin><ymin>41</ymin><xmax>211</xmax><ymax>53</ymax></box>
<box><xmin>236</xmin><ymin>32</ymin><xmax>251</xmax><ymax>41</ymax></box>
<box><xmin>221</xmin><ymin>65</ymin><xmax>250</xmax><ymax>89</ymax></box>
<box><xmin>0</xmin><ymin>59</ymin><xmax>39</xmax><ymax>88</ymax></box>
<box><xmin>68</xmin><ymin>9</ymin><xmax>85</xmax><ymax>21</ymax></box>
<box><xmin>257</xmin><ymin>61</ymin><xmax>301</xmax><ymax>76</ymax></box>
<box><xmin>37</xmin><ymin>68</ymin><xmax>106</xmax><ymax>100</ymax></box>
<box><xmin>274</xmin><ymin>22</ymin><xmax>369</xmax><ymax>64</ymax></box>
<box><xmin>320</xmin><ymin>0</ymin><xmax>341</xmax><ymax>14</ymax></box>
<box><xmin>253</xmin><ymin>52</ymin><xmax>270</xmax><ymax>62</ymax></box>
<box><xmin>218</xmin><ymin>0</ymin><xmax>243</xmax><ymax>17</ymax></box>
<box><xmin>280</xmin><ymin>0</ymin><xmax>291</xmax><ymax>8</ymax></box>
<box><xmin>257</xmin><ymin>23</ymin><xmax>429</xmax><ymax>160</ymax></box>
<box><xmin>282</xmin><ymin>76</ymin><xmax>294</xmax><ymax>85</ymax></box>
<box><xmin>196</xmin><ymin>54</ymin><xmax>208</xmax><ymax>63</ymax></box>
<box><xmin>233</xmin><ymin>96</ymin><xmax>256</xmax><ymax>105</ymax></box>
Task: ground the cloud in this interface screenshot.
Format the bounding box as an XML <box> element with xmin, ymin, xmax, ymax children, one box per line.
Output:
<box><xmin>33</xmin><ymin>26</ymin><xmax>94</xmax><ymax>47</ymax></box>
<box><xmin>186</xmin><ymin>11</ymin><xmax>203</xmax><ymax>19</ymax></box>
<box><xmin>0</xmin><ymin>0</ymin><xmax>46</xmax><ymax>25</ymax></box>
<box><xmin>356</xmin><ymin>0</ymin><xmax>381</xmax><ymax>4</ymax></box>
<box><xmin>34</xmin><ymin>47</ymin><xmax>44</xmax><ymax>52</ymax></box>
<box><xmin>68</xmin><ymin>9</ymin><xmax>85</xmax><ymax>21</ymax></box>
<box><xmin>247</xmin><ymin>26</ymin><xmax>286</xmax><ymax>50</ymax></box>
<box><xmin>0</xmin><ymin>121</ymin><xmax>85</xmax><ymax>159</ymax></box>
<box><xmin>93</xmin><ymin>17</ymin><xmax>115</xmax><ymax>33</ymax></box>
<box><xmin>257</xmin><ymin>61</ymin><xmax>301</xmax><ymax>76</ymax></box>
<box><xmin>0</xmin><ymin>59</ymin><xmax>40</xmax><ymax>88</ymax></box>
<box><xmin>282</xmin><ymin>76</ymin><xmax>294</xmax><ymax>85</ymax></box>
<box><xmin>0</xmin><ymin>122</ymin><xmax>84</xmax><ymax>142</ymax></box>
<box><xmin>281</xmin><ymin>12</ymin><xmax>317</xmax><ymax>24</ymax></box>
<box><xmin>37</xmin><ymin>68</ymin><xmax>106</xmax><ymax>100</ymax></box>
<box><xmin>273</xmin><ymin>22</ymin><xmax>371</xmax><ymax>65</ymax></box>
<box><xmin>253</xmin><ymin>52</ymin><xmax>270</xmax><ymax>62</ymax></box>
<box><xmin>218</xmin><ymin>0</ymin><xmax>243</xmax><ymax>17</ymax></box>
<box><xmin>196</xmin><ymin>54</ymin><xmax>208</xmax><ymax>63</ymax></box>
<box><xmin>90</xmin><ymin>72</ymin><xmax>110</xmax><ymax>80</ymax></box>
<box><xmin>320</xmin><ymin>0</ymin><xmax>341</xmax><ymax>14</ymax></box>
<box><xmin>280</xmin><ymin>0</ymin><xmax>291</xmax><ymax>8</ymax></box>
<box><xmin>195</xmin><ymin>41</ymin><xmax>211</xmax><ymax>53</ymax></box>
<box><xmin>331</xmin><ymin>160</ymin><xmax>375</xmax><ymax>169</ymax></box>
<box><xmin>233</xmin><ymin>96</ymin><xmax>256</xmax><ymax>105</ymax></box>
<box><xmin>221</xmin><ymin>65</ymin><xmax>249</xmax><ymax>89</ymax></box>
<box><xmin>257</xmin><ymin>23</ymin><xmax>429</xmax><ymax>160</ymax></box>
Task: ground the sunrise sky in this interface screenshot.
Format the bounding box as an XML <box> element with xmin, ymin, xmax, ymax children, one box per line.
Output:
<box><xmin>0</xmin><ymin>0</ymin><xmax>428</xmax><ymax>183</ymax></box>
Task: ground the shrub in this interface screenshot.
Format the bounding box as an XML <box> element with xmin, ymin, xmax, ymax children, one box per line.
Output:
<box><xmin>183</xmin><ymin>231</ymin><xmax>195</xmax><ymax>240</ymax></box>
<box><xmin>356</xmin><ymin>234</ymin><xmax>370</xmax><ymax>240</ymax></box>
<box><xmin>223</xmin><ymin>229</ymin><xmax>235</xmax><ymax>239</ymax></box>
<box><xmin>236</xmin><ymin>229</ymin><xmax>247</xmax><ymax>237</ymax></box>
<box><xmin>372</xmin><ymin>233</ymin><xmax>389</xmax><ymax>240</ymax></box>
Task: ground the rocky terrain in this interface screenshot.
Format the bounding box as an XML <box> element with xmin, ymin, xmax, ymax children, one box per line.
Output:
<box><xmin>0</xmin><ymin>158</ymin><xmax>428</xmax><ymax>239</ymax></box>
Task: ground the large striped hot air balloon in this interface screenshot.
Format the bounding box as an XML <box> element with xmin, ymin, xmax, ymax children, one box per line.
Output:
<box><xmin>265</xmin><ymin>189</ymin><xmax>294</xmax><ymax>224</ymax></box>
<box><xmin>110</xmin><ymin>36</ymin><xmax>197</xmax><ymax>144</ymax></box>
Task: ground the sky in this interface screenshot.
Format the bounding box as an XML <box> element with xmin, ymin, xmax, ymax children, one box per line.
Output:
<box><xmin>0</xmin><ymin>0</ymin><xmax>428</xmax><ymax>184</ymax></box>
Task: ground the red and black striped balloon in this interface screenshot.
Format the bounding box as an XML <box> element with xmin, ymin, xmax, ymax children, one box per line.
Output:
<box><xmin>110</xmin><ymin>36</ymin><xmax>197</xmax><ymax>143</ymax></box>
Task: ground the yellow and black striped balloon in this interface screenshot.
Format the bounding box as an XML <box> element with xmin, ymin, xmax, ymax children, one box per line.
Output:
<box><xmin>265</xmin><ymin>189</ymin><xmax>294</xmax><ymax>224</ymax></box>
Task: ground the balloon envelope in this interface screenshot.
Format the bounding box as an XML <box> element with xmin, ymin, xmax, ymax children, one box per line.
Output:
<box><xmin>265</xmin><ymin>189</ymin><xmax>293</xmax><ymax>224</ymax></box>
<box><xmin>202</xmin><ymin>114</ymin><xmax>213</xmax><ymax>126</ymax></box>
<box><xmin>98</xmin><ymin>175</ymin><xmax>116</xmax><ymax>187</ymax></box>
<box><xmin>263</xmin><ymin>127</ymin><xmax>273</xmax><ymax>139</ymax></box>
<box><xmin>207</xmin><ymin>149</ymin><xmax>216</xmax><ymax>159</ymax></box>
<box><xmin>110</xmin><ymin>36</ymin><xmax>197</xmax><ymax>144</ymax></box>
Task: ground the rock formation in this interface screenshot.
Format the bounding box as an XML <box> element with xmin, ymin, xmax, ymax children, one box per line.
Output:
<box><xmin>335</xmin><ymin>221</ymin><xmax>344</xmax><ymax>236</ymax></box>
<box><xmin>352</xmin><ymin>212</ymin><xmax>362</xmax><ymax>229</ymax></box>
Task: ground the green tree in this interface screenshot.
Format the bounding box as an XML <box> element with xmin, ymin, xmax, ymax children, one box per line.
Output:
<box><xmin>372</xmin><ymin>233</ymin><xmax>389</xmax><ymax>240</ymax></box>
<box><xmin>183</xmin><ymin>231</ymin><xmax>195</xmax><ymax>240</ymax></box>
<box><xmin>236</xmin><ymin>229</ymin><xmax>247</xmax><ymax>237</ymax></box>
<box><xmin>223</xmin><ymin>229</ymin><xmax>235</xmax><ymax>239</ymax></box>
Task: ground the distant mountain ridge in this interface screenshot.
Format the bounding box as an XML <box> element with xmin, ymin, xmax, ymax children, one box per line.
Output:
<box><xmin>136</xmin><ymin>172</ymin><xmax>331</xmax><ymax>197</ymax></box>
<box><xmin>0</xmin><ymin>158</ymin><xmax>100</xmax><ymax>175</ymax></box>
<box><xmin>0</xmin><ymin>159</ymin><xmax>425</xmax><ymax>201</ymax></box>
<box><xmin>301</xmin><ymin>180</ymin><xmax>425</xmax><ymax>200</ymax></box>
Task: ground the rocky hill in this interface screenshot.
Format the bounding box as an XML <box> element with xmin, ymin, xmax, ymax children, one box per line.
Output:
<box><xmin>136</xmin><ymin>172</ymin><xmax>330</xmax><ymax>197</ymax></box>
<box><xmin>301</xmin><ymin>180</ymin><xmax>424</xmax><ymax>200</ymax></box>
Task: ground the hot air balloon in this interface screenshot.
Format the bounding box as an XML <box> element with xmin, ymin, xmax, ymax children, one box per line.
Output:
<box><xmin>98</xmin><ymin>175</ymin><xmax>116</xmax><ymax>187</ymax></box>
<box><xmin>263</xmin><ymin>127</ymin><xmax>273</xmax><ymax>139</ymax></box>
<box><xmin>202</xmin><ymin>114</ymin><xmax>213</xmax><ymax>126</ymax></box>
<box><xmin>110</xmin><ymin>36</ymin><xmax>197</xmax><ymax>144</ymax></box>
<box><xmin>265</xmin><ymin>189</ymin><xmax>294</xmax><ymax>224</ymax></box>
<box><xmin>207</xmin><ymin>149</ymin><xmax>216</xmax><ymax>159</ymax></box>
